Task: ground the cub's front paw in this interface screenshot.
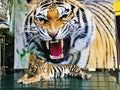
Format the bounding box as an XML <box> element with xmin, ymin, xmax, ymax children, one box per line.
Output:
<box><xmin>22</xmin><ymin>79</ymin><xmax>31</xmax><ymax>84</ymax></box>
<box><xmin>22</xmin><ymin>77</ymin><xmax>41</xmax><ymax>84</ymax></box>
<box><xmin>17</xmin><ymin>74</ymin><xmax>28</xmax><ymax>83</ymax></box>
<box><xmin>17</xmin><ymin>78</ymin><xmax>26</xmax><ymax>83</ymax></box>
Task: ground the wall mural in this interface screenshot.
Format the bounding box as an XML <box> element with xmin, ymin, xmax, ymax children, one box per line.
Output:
<box><xmin>14</xmin><ymin>0</ymin><xmax>117</xmax><ymax>69</ymax></box>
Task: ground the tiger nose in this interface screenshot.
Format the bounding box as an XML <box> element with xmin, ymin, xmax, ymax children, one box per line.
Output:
<box><xmin>49</xmin><ymin>31</ymin><xmax>57</xmax><ymax>37</ymax></box>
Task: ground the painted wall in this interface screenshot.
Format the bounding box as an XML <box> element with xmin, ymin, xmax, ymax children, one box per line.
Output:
<box><xmin>14</xmin><ymin>0</ymin><xmax>117</xmax><ymax>69</ymax></box>
<box><xmin>14</xmin><ymin>0</ymin><xmax>29</xmax><ymax>69</ymax></box>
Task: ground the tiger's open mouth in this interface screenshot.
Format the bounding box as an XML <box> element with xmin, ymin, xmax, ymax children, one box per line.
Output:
<box><xmin>46</xmin><ymin>39</ymin><xmax>64</xmax><ymax>60</ymax></box>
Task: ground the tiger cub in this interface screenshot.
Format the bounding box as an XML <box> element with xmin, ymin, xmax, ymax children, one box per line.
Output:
<box><xmin>17</xmin><ymin>54</ymin><xmax>91</xmax><ymax>84</ymax></box>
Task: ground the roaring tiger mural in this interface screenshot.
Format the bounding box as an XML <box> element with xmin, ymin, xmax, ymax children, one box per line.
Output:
<box><xmin>17</xmin><ymin>53</ymin><xmax>91</xmax><ymax>84</ymax></box>
<box><xmin>22</xmin><ymin>0</ymin><xmax>117</xmax><ymax>68</ymax></box>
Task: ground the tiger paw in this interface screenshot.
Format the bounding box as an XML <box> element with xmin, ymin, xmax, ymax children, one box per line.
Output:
<box><xmin>17</xmin><ymin>74</ymin><xmax>28</xmax><ymax>83</ymax></box>
<box><xmin>86</xmin><ymin>74</ymin><xmax>92</xmax><ymax>79</ymax></box>
<box><xmin>22</xmin><ymin>80</ymin><xmax>31</xmax><ymax>84</ymax></box>
<box><xmin>22</xmin><ymin>77</ymin><xmax>41</xmax><ymax>84</ymax></box>
<box><xmin>17</xmin><ymin>78</ymin><xmax>26</xmax><ymax>83</ymax></box>
<box><xmin>81</xmin><ymin>73</ymin><xmax>92</xmax><ymax>79</ymax></box>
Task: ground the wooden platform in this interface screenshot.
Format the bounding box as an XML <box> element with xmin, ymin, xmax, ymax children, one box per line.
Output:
<box><xmin>0</xmin><ymin>72</ymin><xmax>120</xmax><ymax>90</ymax></box>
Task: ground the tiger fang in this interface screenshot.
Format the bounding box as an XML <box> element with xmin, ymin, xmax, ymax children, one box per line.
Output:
<box><xmin>46</xmin><ymin>39</ymin><xmax>64</xmax><ymax>60</ymax></box>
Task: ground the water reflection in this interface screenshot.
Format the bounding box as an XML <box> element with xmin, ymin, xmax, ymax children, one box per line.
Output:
<box><xmin>18</xmin><ymin>77</ymin><xmax>83</xmax><ymax>89</ymax></box>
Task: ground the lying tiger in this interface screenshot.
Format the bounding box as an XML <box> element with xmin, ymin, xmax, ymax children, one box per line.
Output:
<box><xmin>17</xmin><ymin>54</ymin><xmax>91</xmax><ymax>84</ymax></box>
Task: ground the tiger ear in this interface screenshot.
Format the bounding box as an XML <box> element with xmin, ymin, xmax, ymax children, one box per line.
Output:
<box><xmin>41</xmin><ymin>60</ymin><xmax>47</xmax><ymax>63</ymax></box>
<box><xmin>43</xmin><ymin>60</ymin><xmax>47</xmax><ymax>64</ymax></box>
<box><xmin>40</xmin><ymin>60</ymin><xmax>47</xmax><ymax>65</ymax></box>
<box><xmin>29</xmin><ymin>53</ymin><xmax>35</xmax><ymax>62</ymax></box>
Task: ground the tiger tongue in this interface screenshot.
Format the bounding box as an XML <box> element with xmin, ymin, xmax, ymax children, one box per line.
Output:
<box><xmin>49</xmin><ymin>42</ymin><xmax>63</xmax><ymax>58</ymax></box>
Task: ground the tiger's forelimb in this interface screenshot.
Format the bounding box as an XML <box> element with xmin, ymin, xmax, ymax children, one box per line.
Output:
<box><xmin>17</xmin><ymin>74</ymin><xmax>28</xmax><ymax>83</ymax></box>
<box><xmin>17</xmin><ymin>73</ymin><xmax>42</xmax><ymax>84</ymax></box>
<box><xmin>23</xmin><ymin>76</ymin><xmax>41</xmax><ymax>84</ymax></box>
